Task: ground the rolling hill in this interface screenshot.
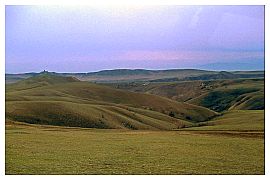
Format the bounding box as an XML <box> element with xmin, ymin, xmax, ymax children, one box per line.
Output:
<box><xmin>6</xmin><ymin>74</ymin><xmax>219</xmax><ymax>130</ymax></box>
<box><xmin>107</xmin><ymin>78</ymin><xmax>264</xmax><ymax>112</ymax></box>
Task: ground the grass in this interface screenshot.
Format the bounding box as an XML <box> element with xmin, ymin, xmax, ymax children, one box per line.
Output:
<box><xmin>6</xmin><ymin>121</ymin><xmax>264</xmax><ymax>175</ymax></box>
<box><xmin>187</xmin><ymin>110</ymin><xmax>264</xmax><ymax>131</ymax></box>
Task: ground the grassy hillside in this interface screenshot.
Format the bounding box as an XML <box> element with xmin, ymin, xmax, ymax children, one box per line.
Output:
<box><xmin>6</xmin><ymin>101</ymin><xmax>195</xmax><ymax>130</ymax></box>
<box><xmin>108</xmin><ymin>80</ymin><xmax>212</xmax><ymax>102</ymax></box>
<box><xmin>6</xmin><ymin>74</ymin><xmax>218</xmax><ymax>129</ymax></box>
<box><xmin>228</xmin><ymin>92</ymin><xmax>264</xmax><ymax>110</ymax></box>
<box><xmin>6</xmin><ymin>121</ymin><xmax>264</xmax><ymax>174</ymax></box>
<box><xmin>188</xmin><ymin>79</ymin><xmax>264</xmax><ymax>112</ymax></box>
<box><xmin>186</xmin><ymin>110</ymin><xmax>264</xmax><ymax>131</ymax></box>
<box><xmin>6</xmin><ymin>73</ymin><xmax>79</xmax><ymax>92</ymax></box>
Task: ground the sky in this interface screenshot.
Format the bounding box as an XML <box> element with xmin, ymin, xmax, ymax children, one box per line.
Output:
<box><xmin>5</xmin><ymin>5</ymin><xmax>264</xmax><ymax>73</ymax></box>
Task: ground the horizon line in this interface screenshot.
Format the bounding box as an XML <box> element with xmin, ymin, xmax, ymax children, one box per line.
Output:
<box><xmin>5</xmin><ymin>68</ymin><xmax>265</xmax><ymax>75</ymax></box>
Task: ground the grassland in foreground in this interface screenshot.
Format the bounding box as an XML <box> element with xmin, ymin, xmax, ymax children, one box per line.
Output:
<box><xmin>6</xmin><ymin>119</ymin><xmax>264</xmax><ymax>175</ymax></box>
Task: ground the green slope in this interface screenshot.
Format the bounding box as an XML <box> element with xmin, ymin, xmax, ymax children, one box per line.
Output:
<box><xmin>228</xmin><ymin>92</ymin><xmax>264</xmax><ymax>110</ymax></box>
<box><xmin>188</xmin><ymin>79</ymin><xmax>264</xmax><ymax>112</ymax></box>
<box><xmin>185</xmin><ymin>110</ymin><xmax>264</xmax><ymax>131</ymax></box>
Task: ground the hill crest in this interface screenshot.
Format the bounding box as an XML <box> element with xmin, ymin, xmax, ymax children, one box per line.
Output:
<box><xmin>16</xmin><ymin>73</ymin><xmax>79</xmax><ymax>85</ymax></box>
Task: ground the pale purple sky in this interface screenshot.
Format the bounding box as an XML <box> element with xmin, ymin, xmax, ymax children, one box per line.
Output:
<box><xmin>6</xmin><ymin>5</ymin><xmax>264</xmax><ymax>73</ymax></box>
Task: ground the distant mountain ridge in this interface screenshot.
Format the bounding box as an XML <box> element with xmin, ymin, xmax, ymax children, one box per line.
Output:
<box><xmin>197</xmin><ymin>60</ymin><xmax>264</xmax><ymax>71</ymax></box>
<box><xmin>6</xmin><ymin>68</ymin><xmax>264</xmax><ymax>84</ymax></box>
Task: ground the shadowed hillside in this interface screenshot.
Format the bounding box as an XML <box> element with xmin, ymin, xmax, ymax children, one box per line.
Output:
<box><xmin>188</xmin><ymin>79</ymin><xmax>264</xmax><ymax>112</ymax></box>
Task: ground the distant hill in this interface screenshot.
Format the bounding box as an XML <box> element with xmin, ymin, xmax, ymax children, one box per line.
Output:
<box><xmin>6</xmin><ymin>73</ymin><xmax>80</xmax><ymax>92</ymax></box>
<box><xmin>6</xmin><ymin>74</ymin><xmax>218</xmax><ymax>130</ymax></box>
<box><xmin>150</xmin><ymin>71</ymin><xmax>264</xmax><ymax>82</ymax></box>
<box><xmin>197</xmin><ymin>60</ymin><xmax>264</xmax><ymax>71</ymax></box>
<box><xmin>58</xmin><ymin>69</ymin><xmax>217</xmax><ymax>82</ymax></box>
<box><xmin>90</xmin><ymin>69</ymin><xmax>153</xmax><ymax>76</ymax></box>
<box><xmin>5</xmin><ymin>69</ymin><xmax>264</xmax><ymax>83</ymax></box>
<box><xmin>182</xmin><ymin>71</ymin><xmax>239</xmax><ymax>81</ymax></box>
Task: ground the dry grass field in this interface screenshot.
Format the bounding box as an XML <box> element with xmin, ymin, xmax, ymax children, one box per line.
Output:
<box><xmin>6</xmin><ymin>119</ymin><xmax>264</xmax><ymax>175</ymax></box>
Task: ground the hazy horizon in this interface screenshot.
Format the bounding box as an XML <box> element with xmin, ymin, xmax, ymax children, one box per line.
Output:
<box><xmin>5</xmin><ymin>67</ymin><xmax>265</xmax><ymax>75</ymax></box>
<box><xmin>6</xmin><ymin>5</ymin><xmax>264</xmax><ymax>73</ymax></box>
